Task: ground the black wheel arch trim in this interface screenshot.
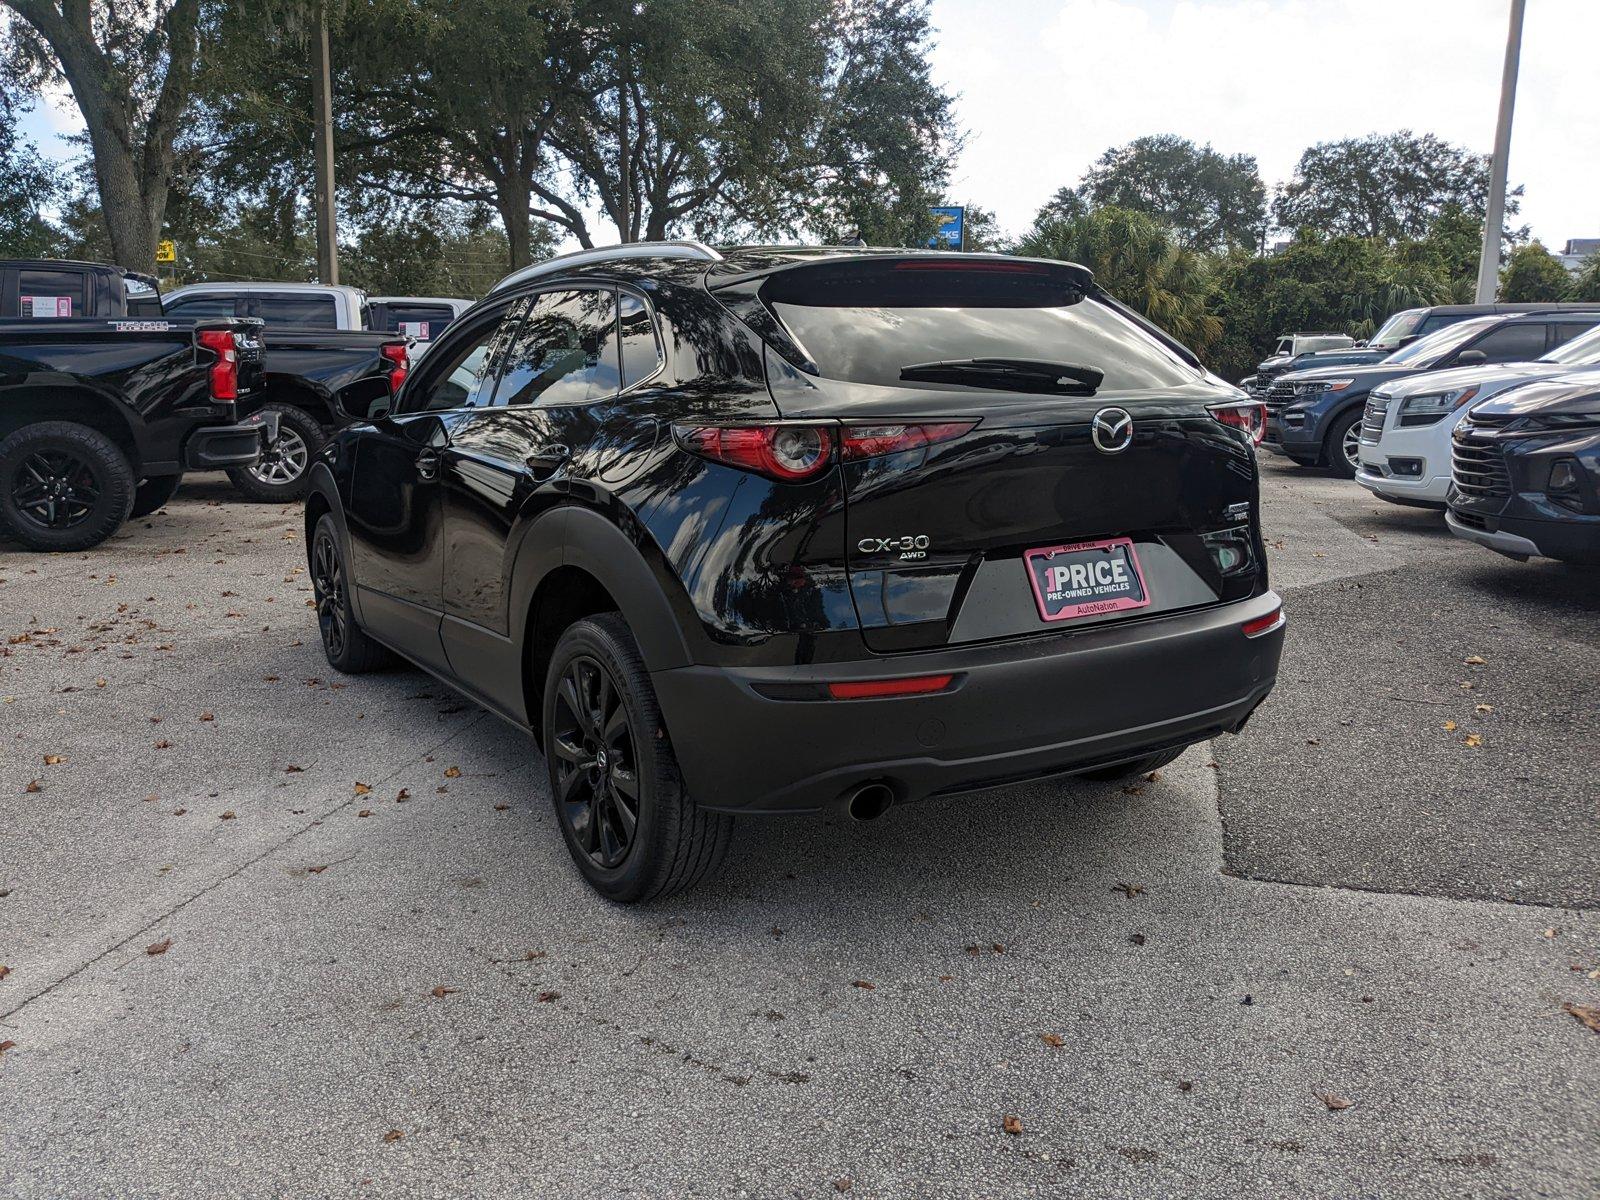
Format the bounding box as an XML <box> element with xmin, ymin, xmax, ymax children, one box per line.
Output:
<box><xmin>303</xmin><ymin>461</ymin><xmax>362</xmax><ymax>622</ymax></box>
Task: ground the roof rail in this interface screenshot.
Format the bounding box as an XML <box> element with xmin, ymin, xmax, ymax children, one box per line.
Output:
<box><xmin>489</xmin><ymin>240</ymin><xmax>724</xmax><ymax>295</ymax></box>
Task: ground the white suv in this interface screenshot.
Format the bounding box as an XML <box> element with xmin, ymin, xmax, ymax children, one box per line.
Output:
<box><xmin>1355</xmin><ymin>321</ymin><xmax>1600</xmax><ymax>507</ymax></box>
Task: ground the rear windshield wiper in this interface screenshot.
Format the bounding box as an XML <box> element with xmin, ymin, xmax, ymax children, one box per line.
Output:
<box><xmin>899</xmin><ymin>358</ymin><xmax>1104</xmax><ymax>395</ymax></box>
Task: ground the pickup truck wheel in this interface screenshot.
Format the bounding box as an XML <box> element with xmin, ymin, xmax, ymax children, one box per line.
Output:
<box><xmin>543</xmin><ymin>613</ymin><xmax>733</xmax><ymax>903</ymax></box>
<box><xmin>0</xmin><ymin>422</ymin><xmax>135</xmax><ymax>552</ymax></box>
<box><xmin>129</xmin><ymin>474</ymin><xmax>183</xmax><ymax>518</ymax></box>
<box><xmin>310</xmin><ymin>515</ymin><xmax>393</xmax><ymax>673</ymax></box>
<box><xmin>226</xmin><ymin>403</ymin><xmax>324</xmax><ymax>502</ymax></box>
<box><xmin>1325</xmin><ymin>409</ymin><xmax>1363</xmax><ymax>480</ymax></box>
<box><xmin>1076</xmin><ymin>746</ymin><xmax>1186</xmax><ymax>782</ymax></box>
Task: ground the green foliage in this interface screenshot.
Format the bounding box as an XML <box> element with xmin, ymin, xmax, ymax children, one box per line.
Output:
<box><xmin>1014</xmin><ymin>206</ymin><xmax>1220</xmax><ymax>353</ymax></box>
<box><xmin>1273</xmin><ymin>131</ymin><xmax>1522</xmax><ymax>243</ymax></box>
<box><xmin>1498</xmin><ymin>243</ymin><xmax>1572</xmax><ymax>303</ymax></box>
<box><xmin>1081</xmin><ymin>135</ymin><xmax>1266</xmax><ymax>252</ymax></box>
<box><xmin>1569</xmin><ymin>253</ymin><xmax>1600</xmax><ymax>304</ymax></box>
<box><xmin>1205</xmin><ymin>232</ymin><xmax>1457</xmax><ymax>380</ymax></box>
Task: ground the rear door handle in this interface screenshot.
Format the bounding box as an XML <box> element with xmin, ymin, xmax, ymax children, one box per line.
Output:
<box><xmin>415</xmin><ymin>447</ymin><xmax>440</xmax><ymax>480</ymax></box>
<box><xmin>525</xmin><ymin>444</ymin><xmax>571</xmax><ymax>480</ymax></box>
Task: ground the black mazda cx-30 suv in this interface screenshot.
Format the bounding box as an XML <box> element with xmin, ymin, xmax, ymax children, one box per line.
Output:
<box><xmin>305</xmin><ymin>243</ymin><xmax>1284</xmax><ymax>901</ymax></box>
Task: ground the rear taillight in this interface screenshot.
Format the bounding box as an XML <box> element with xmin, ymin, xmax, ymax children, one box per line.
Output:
<box><xmin>381</xmin><ymin>341</ymin><xmax>409</xmax><ymax>394</ymax></box>
<box><xmin>674</xmin><ymin>421</ymin><xmax>974</xmax><ymax>482</ymax></box>
<box><xmin>1241</xmin><ymin>606</ymin><xmax>1284</xmax><ymax>638</ymax></box>
<box><xmin>197</xmin><ymin>329</ymin><xmax>237</xmax><ymax>402</ymax></box>
<box><xmin>1208</xmin><ymin>400</ymin><xmax>1267</xmax><ymax>444</ymax></box>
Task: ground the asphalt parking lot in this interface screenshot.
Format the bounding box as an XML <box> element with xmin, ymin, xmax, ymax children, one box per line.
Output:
<box><xmin>2</xmin><ymin>459</ymin><xmax>1596</xmax><ymax>1199</ymax></box>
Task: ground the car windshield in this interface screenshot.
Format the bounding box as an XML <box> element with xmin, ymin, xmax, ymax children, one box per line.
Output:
<box><xmin>1382</xmin><ymin>316</ymin><xmax>1500</xmax><ymax>365</ymax></box>
<box><xmin>1542</xmin><ymin>324</ymin><xmax>1600</xmax><ymax>365</ymax></box>
<box><xmin>1368</xmin><ymin>308</ymin><xmax>1425</xmax><ymax>349</ymax></box>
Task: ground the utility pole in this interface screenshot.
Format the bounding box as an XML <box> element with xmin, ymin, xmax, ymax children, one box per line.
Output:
<box><xmin>1475</xmin><ymin>0</ymin><xmax>1526</xmax><ymax>303</ymax></box>
<box><xmin>310</xmin><ymin>3</ymin><xmax>339</xmax><ymax>285</ymax></box>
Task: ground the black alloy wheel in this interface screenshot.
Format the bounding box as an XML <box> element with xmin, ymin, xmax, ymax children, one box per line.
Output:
<box><xmin>311</xmin><ymin>527</ymin><xmax>349</xmax><ymax>661</ymax></box>
<box><xmin>12</xmin><ymin>449</ymin><xmax>101</xmax><ymax>530</ymax></box>
<box><xmin>549</xmin><ymin>654</ymin><xmax>642</xmax><ymax>870</ymax></box>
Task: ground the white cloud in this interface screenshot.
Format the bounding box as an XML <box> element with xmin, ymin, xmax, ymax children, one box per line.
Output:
<box><xmin>931</xmin><ymin>0</ymin><xmax>1600</xmax><ymax>249</ymax></box>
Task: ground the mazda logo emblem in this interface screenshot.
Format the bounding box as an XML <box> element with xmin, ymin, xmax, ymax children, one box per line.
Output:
<box><xmin>1091</xmin><ymin>407</ymin><xmax>1134</xmax><ymax>454</ymax></box>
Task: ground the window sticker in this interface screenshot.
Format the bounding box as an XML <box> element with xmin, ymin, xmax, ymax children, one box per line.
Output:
<box><xmin>399</xmin><ymin>321</ymin><xmax>431</xmax><ymax>340</ymax></box>
<box><xmin>22</xmin><ymin>295</ymin><xmax>73</xmax><ymax>318</ymax></box>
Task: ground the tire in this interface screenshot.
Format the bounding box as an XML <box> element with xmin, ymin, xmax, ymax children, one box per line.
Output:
<box><xmin>309</xmin><ymin>514</ymin><xmax>393</xmax><ymax>673</ymax></box>
<box><xmin>1076</xmin><ymin>746</ymin><xmax>1186</xmax><ymax>782</ymax></box>
<box><xmin>129</xmin><ymin>473</ymin><xmax>183</xmax><ymax>518</ymax></box>
<box><xmin>0</xmin><ymin>421</ymin><xmax>135</xmax><ymax>552</ymax></box>
<box><xmin>226</xmin><ymin>403</ymin><xmax>325</xmax><ymax>502</ymax></box>
<box><xmin>1325</xmin><ymin>408</ymin><xmax>1363</xmax><ymax>480</ymax></box>
<box><xmin>542</xmin><ymin>613</ymin><xmax>733</xmax><ymax>903</ymax></box>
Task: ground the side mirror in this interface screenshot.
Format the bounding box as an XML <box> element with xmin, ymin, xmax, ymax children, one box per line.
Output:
<box><xmin>335</xmin><ymin>377</ymin><xmax>394</xmax><ymax>423</ymax></box>
<box><xmin>1454</xmin><ymin>349</ymin><xmax>1488</xmax><ymax>366</ymax></box>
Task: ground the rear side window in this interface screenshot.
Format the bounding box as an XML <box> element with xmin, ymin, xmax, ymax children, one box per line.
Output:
<box><xmin>164</xmin><ymin>295</ymin><xmax>240</xmax><ymax>320</ymax></box>
<box><xmin>762</xmin><ymin>261</ymin><xmax>1199</xmax><ymax>393</ymax></box>
<box><xmin>1417</xmin><ymin>312</ymin><xmax>1467</xmax><ymax>335</ymax></box>
<box><xmin>249</xmin><ymin>294</ymin><xmax>337</xmax><ymax>329</ymax></box>
<box><xmin>617</xmin><ymin>293</ymin><xmax>663</xmax><ymax>389</ymax></box>
<box><xmin>19</xmin><ymin>267</ymin><xmax>87</xmax><ymax>317</ymax></box>
<box><xmin>493</xmin><ymin>289</ymin><xmax>620</xmax><ymax>407</ymax></box>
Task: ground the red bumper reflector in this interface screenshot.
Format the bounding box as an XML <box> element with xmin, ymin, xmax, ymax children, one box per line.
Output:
<box><xmin>827</xmin><ymin>674</ymin><xmax>954</xmax><ymax>700</ymax></box>
<box><xmin>1240</xmin><ymin>607</ymin><xmax>1284</xmax><ymax>638</ymax></box>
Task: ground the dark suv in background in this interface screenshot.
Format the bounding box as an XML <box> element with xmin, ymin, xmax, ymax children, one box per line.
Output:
<box><xmin>305</xmin><ymin>243</ymin><xmax>1284</xmax><ymax>902</ymax></box>
<box><xmin>1265</xmin><ymin>310</ymin><xmax>1600</xmax><ymax>477</ymax></box>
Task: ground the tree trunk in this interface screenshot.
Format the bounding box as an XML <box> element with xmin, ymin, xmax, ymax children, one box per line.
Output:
<box><xmin>84</xmin><ymin>129</ymin><xmax>161</xmax><ymax>271</ymax></box>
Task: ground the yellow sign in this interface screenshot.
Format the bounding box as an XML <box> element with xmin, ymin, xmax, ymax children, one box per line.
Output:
<box><xmin>155</xmin><ymin>240</ymin><xmax>176</xmax><ymax>263</ymax></box>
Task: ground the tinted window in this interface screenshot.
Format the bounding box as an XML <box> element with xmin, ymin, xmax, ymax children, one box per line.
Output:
<box><xmin>1384</xmin><ymin>316</ymin><xmax>1500</xmax><ymax>365</ymax></box>
<box><xmin>249</xmin><ymin>294</ymin><xmax>337</xmax><ymax>329</ymax></box>
<box><xmin>1466</xmin><ymin>323</ymin><xmax>1548</xmax><ymax>363</ymax></box>
<box><xmin>405</xmin><ymin>304</ymin><xmax>523</xmax><ymax>413</ymax></box>
<box><xmin>1547</xmin><ymin>321</ymin><xmax>1598</xmax><ymax>350</ymax></box>
<box><xmin>1368</xmin><ymin>308</ymin><xmax>1425</xmax><ymax>348</ymax></box>
<box><xmin>618</xmin><ymin>293</ymin><xmax>663</xmax><ymax>388</ymax></box>
<box><xmin>164</xmin><ymin>295</ymin><xmax>240</xmax><ymax>320</ymax></box>
<box><xmin>1416</xmin><ymin>313</ymin><xmax>1466</xmax><ymax>335</ymax></box>
<box><xmin>18</xmin><ymin>268</ymin><xmax>87</xmax><ymax>317</ymax></box>
<box><xmin>1544</xmin><ymin>324</ymin><xmax>1600</xmax><ymax>365</ymax></box>
<box><xmin>379</xmin><ymin>303</ymin><xmax>458</xmax><ymax>341</ymax></box>
<box><xmin>492</xmin><ymin>289</ymin><xmax>620</xmax><ymax>407</ymax></box>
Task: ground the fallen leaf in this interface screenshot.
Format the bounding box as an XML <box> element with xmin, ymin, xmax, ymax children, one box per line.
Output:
<box><xmin>0</xmin><ymin>1040</ymin><xmax>14</xmax><ymax>1054</ymax></box>
<box><xmin>1040</xmin><ymin>1033</ymin><xmax>1064</xmax><ymax>1048</ymax></box>
<box><xmin>396</xmin><ymin>788</ymin><xmax>410</xmax><ymax>801</ymax></box>
<box><xmin>1002</xmin><ymin>1115</ymin><xmax>1024</xmax><ymax>1136</ymax></box>
<box><xmin>95</xmin><ymin>678</ymin><xmax>106</xmax><ymax>688</ymax></box>
<box><xmin>172</xmin><ymin>807</ymin><xmax>186</xmax><ymax>816</ymax></box>
<box><xmin>851</xmin><ymin>979</ymin><xmax>876</xmax><ymax>990</ymax></box>
<box><xmin>219</xmin><ymin>811</ymin><xmax>236</xmax><ymax>820</ymax></box>
<box><xmin>1475</xmin><ymin>704</ymin><xmax>1493</xmax><ymax>714</ymax></box>
<box><xmin>1565</xmin><ymin>1003</ymin><xmax>1600</xmax><ymax>1034</ymax></box>
<box><xmin>834</xmin><ymin>1180</ymin><xmax>852</xmax><ymax>1194</ymax></box>
<box><xmin>1113</xmin><ymin>882</ymin><xmax>1145</xmax><ymax>898</ymax></box>
<box><xmin>429</xmin><ymin>985</ymin><xmax>458</xmax><ymax>998</ymax></box>
<box><xmin>1315</xmin><ymin>1091</ymin><xmax>1353</xmax><ymax>1111</ymax></box>
<box><xmin>306</xmin><ymin>865</ymin><xmax>329</xmax><ymax>875</ymax></box>
<box><xmin>493</xmin><ymin>803</ymin><xmax>510</xmax><ymax>811</ymax></box>
<box><xmin>357</xmin><ymin>809</ymin><xmax>373</xmax><ymax>818</ymax></box>
<box><xmin>42</xmin><ymin>754</ymin><xmax>65</xmax><ymax>766</ymax></box>
<box><xmin>1462</xmin><ymin>733</ymin><xmax>1483</xmax><ymax>748</ymax></box>
<box><xmin>0</xmin><ymin>965</ymin><xmax>10</xmax><ymax>980</ymax></box>
<box><xmin>1464</xmin><ymin>655</ymin><xmax>1487</xmax><ymax>666</ymax></box>
<box><xmin>353</xmin><ymin>782</ymin><xmax>372</xmax><ymax>796</ymax></box>
<box><xmin>382</xmin><ymin>1129</ymin><xmax>403</xmax><ymax>1144</ymax></box>
<box><xmin>537</xmin><ymin>990</ymin><xmax>561</xmax><ymax>1003</ymax></box>
<box><xmin>1442</xmin><ymin>720</ymin><xmax>1457</xmax><ymax>732</ymax></box>
<box><xmin>1305</xmin><ymin>737</ymin><xmax>1321</xmax><ymax>746</ymax></box>
<box><xmin>199</xmin><ymin>712</ymin><xmax>214</xmax><ymax>722</ymax></box>
<box><xmin>154</xmin><ymin>739</ymin><xmax>172</xmax><ymax>749</ymax></box>
<box><xmin>285</xmin><ymin>764</ymin><xmax>304</xmax><ymax>773</ymax></box>
<box><xmin>146</xmin><ymin>938</ymin><xmax>173</xmax><ymax>956</ymax></box>
<box><xmin>1128</xmin><ymin>932</ymin><xmax>1147</xmax><ymax>946</ymax></box>
<box><xmin>443</xmin><ymin>766</ymin><xmax>461</xmax><ymax>779</ymax></box>
<box><xmin>23</xmin><ymin>779</ymin><xmax>41</xmax><ymax>794</ymax></box>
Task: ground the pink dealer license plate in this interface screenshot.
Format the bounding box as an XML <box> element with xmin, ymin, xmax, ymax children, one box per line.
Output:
<box><xmin>1023</xmin><ymin>537</ymin><xmax>1152</xmax><ymax>622</ymax></box>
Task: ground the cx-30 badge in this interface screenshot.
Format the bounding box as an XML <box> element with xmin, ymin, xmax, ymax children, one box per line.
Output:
<box><xmin>1091</xmin><ymin>407</ymin><xmax>1134</xmax><ymax>455</ymax></box>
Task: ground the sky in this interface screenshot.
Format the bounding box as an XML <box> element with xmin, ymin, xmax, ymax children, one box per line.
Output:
<box><xmin>14</xmin><ymin>0</ymin><xmax>1599</xmax><ymax>251</ymax></box>
<box><xmin>926</xmin><ymin>0</ymin><xmax>1600</xmax><ymax>247</ymax></box>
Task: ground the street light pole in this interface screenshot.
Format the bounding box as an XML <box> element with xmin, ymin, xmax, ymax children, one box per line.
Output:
<box><xmin>310</xmin><ymin>3</ymin><xmax>339</xmax><ymax>286</ymax></box>
<box><xmin>1475</xmin><ymin>0</ymin><xmax>1526</xmax><ymax>303</ymax></box>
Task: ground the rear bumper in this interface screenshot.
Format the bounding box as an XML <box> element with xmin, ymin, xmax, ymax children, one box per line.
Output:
<box><xmin>183</xmin><ymin>412</ymin><xmax>276</xmax><ymax>470</ymax></box>
<box><xmin>652</xmin><ymin>593</ymin><xmax>1285</xmax><ymax>814</ymax></box>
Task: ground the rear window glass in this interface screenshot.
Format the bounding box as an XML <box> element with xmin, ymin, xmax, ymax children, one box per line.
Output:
<box><xmin>19</xmin><ymin>268</ymin><xmax>87</xmax><ymax>317</ymax></box>
<box><xmin>766</xmin><ymin>263</ymin><xmax>1199</xmax><ymax>392</ymax></box>
<box><xmin>249</xmin><ymin>294</ymin><xmax>337</xmax><ymax>329</ymax></box>
<box><xmin>379</xmin><ymin>304</ymin><xmax>457</xmax><ymax>341</ymax></box>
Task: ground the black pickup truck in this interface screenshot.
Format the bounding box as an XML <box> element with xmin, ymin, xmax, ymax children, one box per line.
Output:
<box><xmin>2</xmin><ymin>261</ymin><xmax>409</xmax><ymax>503</ymax></box>
<box><xmin>0</xmin><ymin>316</ymin><xmax>267</xmax><ymax>550</ymax></box>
